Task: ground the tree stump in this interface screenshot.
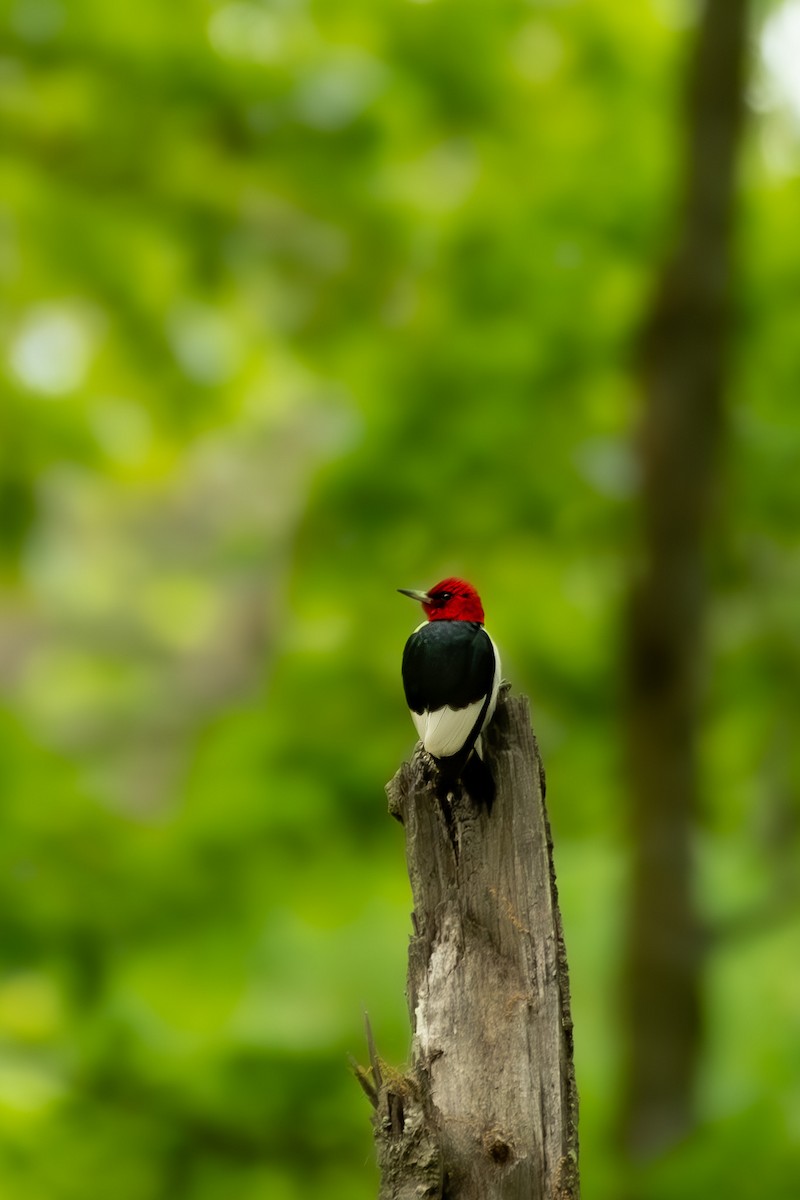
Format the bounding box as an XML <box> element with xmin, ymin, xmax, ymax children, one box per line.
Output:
<box><xmin>363</xmin><ymin>688</ymin><xmax>579</xmax><ymax>1199</ymax></box>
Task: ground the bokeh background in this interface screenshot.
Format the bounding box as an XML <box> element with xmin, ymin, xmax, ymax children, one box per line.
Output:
<box><xmin>1</xmin><ymin>0</ymin><xmax>799</xmax><ymax>1196</ymax></box>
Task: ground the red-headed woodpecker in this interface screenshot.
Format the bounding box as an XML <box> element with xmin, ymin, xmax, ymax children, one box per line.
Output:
<box><xmin>398</xmin><ymin>577</ymin><xmax>501</xmax><ymax>811</ymax></box>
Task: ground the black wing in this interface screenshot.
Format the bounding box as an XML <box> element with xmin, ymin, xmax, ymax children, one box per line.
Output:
<box><xmin>401</xmin><ymin>621</ymin><xmax>495</xmax><ymax>714</ymax></box>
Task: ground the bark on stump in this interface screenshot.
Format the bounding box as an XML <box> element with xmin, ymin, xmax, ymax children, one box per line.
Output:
<box><xmin>365</xmin><ymin>688</ymin><xmax>578</xmax><ymax>1200</ymax></box>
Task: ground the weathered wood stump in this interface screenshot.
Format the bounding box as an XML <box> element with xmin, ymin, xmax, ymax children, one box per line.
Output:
<box><xmin>362</xmin><ymin>688</ymin><xmax>579</xmax><ymax>1199</ymax></box>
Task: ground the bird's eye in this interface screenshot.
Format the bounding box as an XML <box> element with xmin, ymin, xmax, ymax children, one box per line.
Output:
<box><xmin>439</xmin><ymin>592</ymin><xmax>452</xmax><ymax>601</ymax></box>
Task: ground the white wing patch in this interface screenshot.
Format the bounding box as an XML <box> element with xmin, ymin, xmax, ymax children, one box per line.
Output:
<box><xmin>413</xmin><ymin>700</ymin><xmax>486</xmax><ymax>758</ymax></box>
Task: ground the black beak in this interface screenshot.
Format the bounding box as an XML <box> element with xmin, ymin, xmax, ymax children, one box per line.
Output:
<box><xmin>398</xmin><ymin>588</ymin><xmax>431</xmax><ymax>604</ymax></box>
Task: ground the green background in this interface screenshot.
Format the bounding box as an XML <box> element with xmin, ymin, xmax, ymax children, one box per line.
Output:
<box><xmin>1</xmin><ymin>0</ymin><xmax>799</xmax><ymax>1196</ymax></box>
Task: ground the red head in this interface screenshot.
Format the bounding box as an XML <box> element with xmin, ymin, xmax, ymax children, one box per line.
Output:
<box><xmin>398</xmin><ymin>577</ymin><xmax>485</xmax><ymax>623</ymax></box>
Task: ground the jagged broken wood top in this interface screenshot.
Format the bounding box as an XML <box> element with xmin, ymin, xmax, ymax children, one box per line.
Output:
<box><xmin>371</xmin><ymin>689</ymin><xmax>579</xmax><ymax>1200</ymax></box>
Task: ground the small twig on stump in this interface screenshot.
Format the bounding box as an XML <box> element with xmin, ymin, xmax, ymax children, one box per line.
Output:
<box><xmin>361</xmin><ymin>688</ymin><xmax>579</xmax><ymax>1200</ymax></box>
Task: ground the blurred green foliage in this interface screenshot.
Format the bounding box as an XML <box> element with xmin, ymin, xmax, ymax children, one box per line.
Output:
<box><xmin>1</xmin><ymin>0</ymin><xmax>799</xmax><ymax>1196</ymax></box>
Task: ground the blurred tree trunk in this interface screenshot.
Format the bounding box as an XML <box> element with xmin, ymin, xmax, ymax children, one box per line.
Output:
<box><xmin>619</xmin><ymin>0</ymin><xmax>749</xmax><ymax>1156</ymax></box>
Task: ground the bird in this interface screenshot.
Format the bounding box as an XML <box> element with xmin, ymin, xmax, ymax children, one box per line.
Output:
<box><xmin>398</xmin><ymin>577</ymin><xmax>501</xmax><ymax>811</ymax></box>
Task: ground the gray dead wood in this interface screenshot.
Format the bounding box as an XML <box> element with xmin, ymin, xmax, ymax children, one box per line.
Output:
<box><xmin>366</xmin><ymin>688</ymin><xmax>578</xmax><ymax>1200</ymax></box>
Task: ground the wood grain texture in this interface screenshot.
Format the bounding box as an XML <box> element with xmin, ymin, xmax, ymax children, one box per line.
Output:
<box><xmin>373</xmin><ymin>688</ymin><xmax>578</xmax><ymax>1199</ymax></box>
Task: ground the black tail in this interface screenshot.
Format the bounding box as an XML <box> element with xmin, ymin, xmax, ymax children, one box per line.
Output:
<box><xmin>460</xmin><ymin>751</ymin><xmax>495</xmax><ymax>813</ymax></box>
<box><xmin>436</xmin><ymin>749</ymin><xmax>495</xmax><ymax>814</ymax></box>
